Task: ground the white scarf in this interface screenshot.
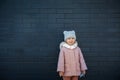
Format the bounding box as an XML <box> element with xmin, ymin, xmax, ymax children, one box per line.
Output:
<box><xmin>60</xmin><ymin>42</ymin><xmax>78</xmax><ymax>49</ymax></box>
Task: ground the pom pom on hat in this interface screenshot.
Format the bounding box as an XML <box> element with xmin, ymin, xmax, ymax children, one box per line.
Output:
<box><xmin>63</xmin><ymin>30</ymin><xmax>76</xmax><ymax>41</ymax></box>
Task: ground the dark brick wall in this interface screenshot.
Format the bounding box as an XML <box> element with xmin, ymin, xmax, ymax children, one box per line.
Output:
<box><xmin>0</xmin><ymin>0</ymin><xmax>120</xmax><ymax>80</ymax></box>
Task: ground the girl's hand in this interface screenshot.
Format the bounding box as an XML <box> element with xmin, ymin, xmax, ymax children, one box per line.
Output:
<box><xmin>59</xmin><ymin>71</ymin><xmax>64</xmax><ymax>77</ymax></box>
<box><xmin>82</xmin><ymin>70</ymin><xmax>86</xmax><ymax>74</ymax></box>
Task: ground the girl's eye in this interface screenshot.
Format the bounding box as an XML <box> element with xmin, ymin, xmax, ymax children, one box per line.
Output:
<box><xmin>67</xmin><ymin>38</ymin><xmax>74</xmax><ymax>40</ymax></box>
<box><xmin>68</xmin><ymin>38</ymin><xmax>71</xmax><ymax>39</ymax></box>
<box><xmin>71</xmin><ymin>38</ymin><xmax>74</xmax><ymax>40</ymax></box>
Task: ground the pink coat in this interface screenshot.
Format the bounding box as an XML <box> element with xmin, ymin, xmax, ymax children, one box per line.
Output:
<box><xmin>57</xmin><ymin>47</ymin><xmax>87</xmax><ymax>76</ymax></box>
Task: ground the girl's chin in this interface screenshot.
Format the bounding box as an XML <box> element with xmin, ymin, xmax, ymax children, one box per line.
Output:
<box><xmin>68</xmin><ymin>43</ymin><xmax>74</xmax><ymax>45</ymax></box>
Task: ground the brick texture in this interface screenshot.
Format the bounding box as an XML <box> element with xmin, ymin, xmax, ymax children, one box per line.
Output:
<box><xmin>0</xmin><ymin>0</ymin><xmax>120</xmax><ymax>80</ymax></box>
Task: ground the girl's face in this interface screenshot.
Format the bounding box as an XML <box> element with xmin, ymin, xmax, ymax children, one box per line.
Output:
<box><xmin>66</xmin><ymin>37</ymin><xmax>76</xmax><ymax>45</ymax></box>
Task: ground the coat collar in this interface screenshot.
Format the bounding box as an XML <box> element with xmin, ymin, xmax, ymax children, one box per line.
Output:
<box><xmin>60</xmin><ymin>41</ymin><xmax>78</xmax><ymax>49</ymax></box>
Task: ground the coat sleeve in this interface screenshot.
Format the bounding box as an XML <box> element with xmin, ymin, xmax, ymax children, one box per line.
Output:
<box><xmin>57</xmin><ymin>48</ymin><xmax>64</xmax><ymax>72</ymax></box>
<box><xmin>79</xmin><ymin>48</ymin><xmax>88</xmax><ymax>71</ymax></box>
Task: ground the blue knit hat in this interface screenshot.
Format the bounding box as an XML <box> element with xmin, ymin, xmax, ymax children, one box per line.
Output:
<box><xmin>63</xmin><ymin>30</ymin><xmax>76</xmax><ymax>41</ymax></box>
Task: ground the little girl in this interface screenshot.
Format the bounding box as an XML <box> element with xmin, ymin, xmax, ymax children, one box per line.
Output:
<box><xmin>57</xmin><ymin>30</ymin><xmax>88</xmax><ymax>80</ymax></box>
